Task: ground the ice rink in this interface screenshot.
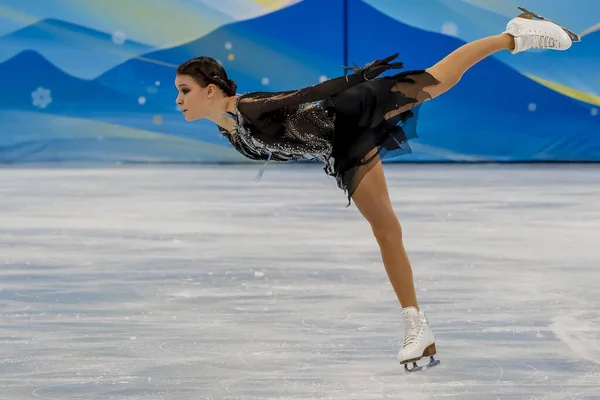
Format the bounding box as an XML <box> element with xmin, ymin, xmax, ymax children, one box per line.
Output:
<box><xmin>0</xmin><ymin>164</ymin><xmax>599</xmax><ymax>400</ymax></box>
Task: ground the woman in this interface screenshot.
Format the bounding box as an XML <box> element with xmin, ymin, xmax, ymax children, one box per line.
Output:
<box><xmin>175</xmin><ymin>8</ymin><xmax>578</xmax><ymax>372</ymax></box>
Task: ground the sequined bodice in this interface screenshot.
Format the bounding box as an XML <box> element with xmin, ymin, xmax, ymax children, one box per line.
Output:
<box><xmin>219</xmin><ymin>99</ymin><xmax>339</xmax><ymax>167</ymax></box>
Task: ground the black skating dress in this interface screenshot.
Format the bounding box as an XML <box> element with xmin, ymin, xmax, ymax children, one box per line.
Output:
<box><xmin>217</xmin><ymin>53</ymin><xmax>439</xmax><ymax>206</ymax></box>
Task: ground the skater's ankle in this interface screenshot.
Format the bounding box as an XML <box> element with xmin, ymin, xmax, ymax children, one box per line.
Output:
<box><xmin>402</xmin><ymin>304</ymin><xmax>419</xmax><ymax>312</ymax></box>
<box><xmin>501</xmin><ymin>33</ymin><xmax>516</xmax><ymax>51</ymax></box>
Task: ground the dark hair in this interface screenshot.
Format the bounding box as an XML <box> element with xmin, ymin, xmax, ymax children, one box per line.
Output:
<box><xmin>176</xmin><ymin>56</ymin><xmax>237</xmax><ymax>96</ymax></box>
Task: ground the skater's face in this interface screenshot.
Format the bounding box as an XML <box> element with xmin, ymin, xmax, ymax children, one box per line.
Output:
<box><xmin>175</xmin><ymin>74</ymin><xmax>220</xmax><ymax>122</ymax></box>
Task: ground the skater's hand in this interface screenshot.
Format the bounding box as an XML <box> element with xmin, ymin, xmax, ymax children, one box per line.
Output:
<box><xmin>343</xmin><ymin>53</ymin><xmax>404</xmax><ymax>80</ymax></box>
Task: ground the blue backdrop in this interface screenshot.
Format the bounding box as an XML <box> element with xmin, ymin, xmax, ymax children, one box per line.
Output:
<box><xmin>1</xmin><ymin>0</ymin><xmax>599</xmax><ymax>163</ymax></box>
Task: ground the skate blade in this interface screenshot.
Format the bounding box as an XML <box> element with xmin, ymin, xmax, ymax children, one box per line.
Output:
<box><xmin>517</xmin><ymin>6</ymin><xmax>581</xmax><ymax>42</ymax></box>
<box><xmin>403</xmin><ymin>356</ymin><xmax>441</xmax><ymax>374</ymax></box>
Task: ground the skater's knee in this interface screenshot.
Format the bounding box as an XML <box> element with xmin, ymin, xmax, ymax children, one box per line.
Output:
<box><xmin>423</xmin><ymin>67</ymin><xmax>461</xmax><ymax>99</ymax></box>
<box><xmin>371</xmin><ymin>217</ymin><xmax>403</xmax><ymax>246</ymax></box>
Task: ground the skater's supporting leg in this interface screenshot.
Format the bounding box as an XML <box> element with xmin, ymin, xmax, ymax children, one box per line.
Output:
<box><xmin>356</xmin><ymin>37</ymin><xmax>517</xmax><ymax>303</ymax></box>
<box><xmin>351</xmin><ymin>152</ymin><xmax>419</xmax><ymax>310</ymax></box>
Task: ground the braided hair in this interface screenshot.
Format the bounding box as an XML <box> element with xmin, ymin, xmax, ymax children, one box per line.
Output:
<box><xmin>176</xmin><ymin>56</ymin><xmax>237</xmax><ymax>96</ymax></box>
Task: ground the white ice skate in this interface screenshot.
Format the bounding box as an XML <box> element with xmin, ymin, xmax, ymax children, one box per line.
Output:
<box><xmin>504</xmin><ymin>7</ymin><xmax>581</xmax><ymax>54</ymax></box>
<box><xmin>397</xmin><ymin>306</ymin><xmax>440</xmax><ymax>373</ymax></box>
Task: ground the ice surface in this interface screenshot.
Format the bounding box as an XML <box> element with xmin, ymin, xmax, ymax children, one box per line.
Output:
<box><xmin>0</xmin><ymin>164</ymin><xmax>599</xmax><ymax>399</ymax></box>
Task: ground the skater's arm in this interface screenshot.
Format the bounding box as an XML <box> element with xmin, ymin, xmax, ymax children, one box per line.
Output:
<box><xmin>238</xmin><ymin>74</ymin><xmax>362</xmax><ymax>114</ymax></box>
<box><xmin>238</xmin><ymin>53</ymin><xmax>405</xmax><ymax>116</ymax></box>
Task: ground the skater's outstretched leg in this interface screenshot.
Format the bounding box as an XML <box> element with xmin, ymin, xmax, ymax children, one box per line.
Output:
<box><xmin>424</xmin><ymin>34</ymin><xmax>514</xmax><ymax>99</ymax></box>
<box><xmin>387</xmin><ymin>7</ymin><xmax>577</xmax><ymax>112</ymax></box>
<box><xmin>381</xmin><ymin>33</ymin><xmax>515</xmax><ymax>121</ymax></box>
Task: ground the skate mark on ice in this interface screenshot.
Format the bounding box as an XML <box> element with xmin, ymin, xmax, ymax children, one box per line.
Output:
<box><xmin>474</xmin><ymin>358</ymin><xmax>503</xmax><ymax>385</ymax></box>
<box><xmin>32</xmin><ymin>384</ymin><xmax>60</xmax><ymax>400</ymax></box>
<box><xmin>369</xmin><ymin>367</ymin><xmax>432</xmax><ymax>400</ymax></box>
<box><xmin>158</xmin><ymin>341</ymin><xmax>176</xmax><ymax>354</ymax></box>
<box><xmin>548</xmin><ymin>366</ymin><xmax>598</xmax><ymax>400</ymax></box>
<box><xmin>487</xmin><ymin>358</ymin><xmax>504</xmax><ymax>384</ymax></box>
<box><xmin>301</xmin><ymin>312</ymin><xmax>367</xmax><ymax>334</ymax></box>
<box><xmin>223</xmin><ymin>372</ymin><xmax>255</xmax><ymax>395</ymax></box>
<box><xmin>550</xmin><ymin>313</ymin><xmax>600</xmax><ymax>365</ymax></box>
<box><xmin>526</xmin><ymin>365</ymin><xmax>549</xmax><ymax>383</ymax></box>
<box><xmin>220</xmin><ymin>365</ymin><xmax>309</xmax><ymax>396</ymax></box>
<box><xmin>221</xmin><ymin>334</ymin><xmax>285</xmax><ymax>395</ymax></box>
<box><xmin>33</xmin><ymin>377</ymin><xmax>139</xmax><ymax>400</ymax></box>
<box><xmin>236</xmin><ymin>333</ymin><xmax>257</xmax><ymax>366</ymax></box>
<box><xmin>33</xmin><ymin>382</ymin><xmax>96</xmax><ymax>400</ymax></box>
<box><xmin>369</xmin><ymin>368</ymin><xmax>390</xmax><ymax>385</ymax></box>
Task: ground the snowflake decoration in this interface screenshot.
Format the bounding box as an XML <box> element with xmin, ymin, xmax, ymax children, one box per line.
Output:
<box><xmin>112</xmin><ymin>31</ymin><xmax>126</xmax><ymax>45</ymax></box>
<box><xmin>32</xmin><ymin>87</ymin><xmax>52</xmax><ymax>109</ymax></box>
<box><xmin>441</xmin><ymin>22</ymin><xmax>459</xmax><ymax>37</ymax></box>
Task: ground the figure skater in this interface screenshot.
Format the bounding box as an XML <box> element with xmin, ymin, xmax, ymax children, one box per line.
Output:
<box><xmin>174</xmin><ymin>8</ymin><xmax>579</xmax><ymax>372</ymax></box>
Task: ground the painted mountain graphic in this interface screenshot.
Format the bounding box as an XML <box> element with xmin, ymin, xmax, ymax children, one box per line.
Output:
<box><xmin>348</xmin><ymin>0</ymin><xmax>600</xmax><ymax>160</ymax></box>
<box><xmin>525</xmin><ymin>30</ymin><xmax>600</xmax><ymax>106</ymax></box>
<box><xmin>514</xmin><ymin>30</ymin><xmax>600</xmax><ymax>98</ymax></box>
<box><xmin>581</xmin><ymin>22</ymin><xmax>600</xmax><ymax>37</ymax></box>
<box><xmin>0</xmin><ymin>0</ymin><xmax>598</xmax><ymax>163</ymax></box>
<box><xmin>361</xmin><ymin>0</ymin><xmax>510</xmax><ymax>43</ymax></box>
<box><xmin>0</xmin><ymin>0</ymin><xmax>303</xmax><ymax>48</ymax></box>
<box><xmin>96</xmin><ymin>0</ymin><xmax>345</xmax><ymax>103</ymax></box>
<box><xmin>92</xmin><ymin>0</ymin><xmax>599</xmax><ymax>160</ymax></box>
<box><xmin>0</xmin><ymin>50</ymin><xmax>163</xmax><ymax>114</ymax></box>
<box><xmin>460</xmin><ymin>0</ymin><xmax>600</xmax><ymax>32</ymax></box>
<box><xmin>0</xmin><ymin>110</ymin><xmax>247</xmax><ymax>163</ymax></box>
<box><xmin>362</xmin><ymin>0</ymin><xmax>600</xmax><ymax>96</ymax></box>
<box><xmin>0</xmin><ymin>18</ymin><xmax>153</xmax><ymax>79</ymax></box>
<box><xmin>0</xmin><ymin>50</ymin><xmax>227</xmax><ymax>148</ymax></box>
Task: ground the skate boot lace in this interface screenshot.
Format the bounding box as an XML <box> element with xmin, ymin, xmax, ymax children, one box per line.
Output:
<box><xmin>403</xmin><ymin>315</ymin><xmax>424</xmax><ymax>348</ymax></box>
<box><xmin>524</xmin><ymin>31</ymin><xmax>559</xmax><ymax>49</ymax></box>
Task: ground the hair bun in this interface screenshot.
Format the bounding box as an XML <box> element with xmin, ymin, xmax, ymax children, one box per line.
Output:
<box><xmin>227</xmin><ymin>79</ymin><xmax>237</xmax><ymax>95</ymax></box>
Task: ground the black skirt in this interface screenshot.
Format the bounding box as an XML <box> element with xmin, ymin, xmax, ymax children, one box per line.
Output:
<box><xmin>323</xmin><ymin>69</ymin><xmax>439</xmax><ymax>203</ymax></box>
